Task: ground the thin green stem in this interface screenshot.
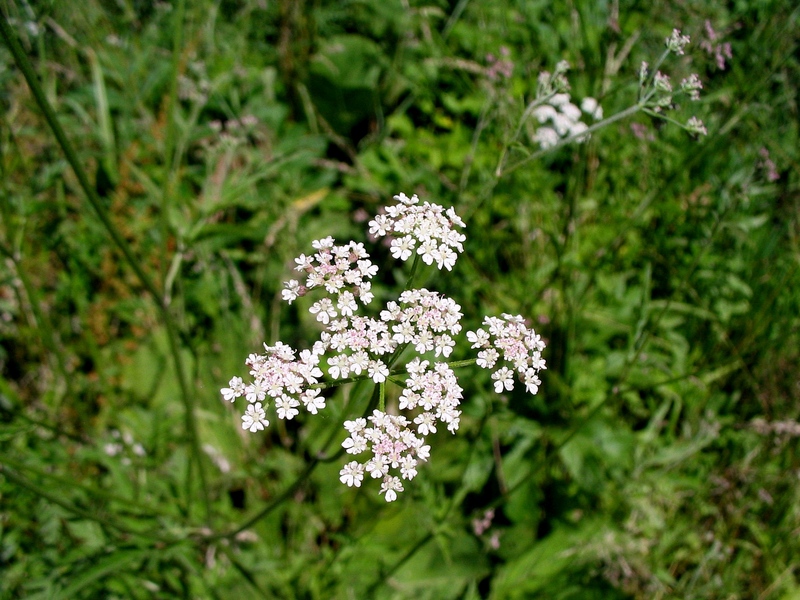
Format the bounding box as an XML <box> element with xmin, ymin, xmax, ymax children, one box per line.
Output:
<box><xmin>160</xmin><ymin>0</ymin><xmax>187</xmax><ymax>283</ymax></box>
<box><xmin>208</xmin><ymin>448</ymin><xmax>322</xmax><ymax>541</ymax></box>
<box><xmin>494</xmin><ymin>89</ymin><xmax>559</xmax><ymax>177</ymax></box>
<box><xmin>404</xmin><ymin>252</ymin><xmax>422</xmax><ymax>290</ymax></box>
<box><xmin>641</xmin><ymin>107</ymin><xmax>690</xmax><ymax>129</ymax></box>
<box><xmin>216</xmin><ymin>544</ymin><xmax>272</xmax><ymax>599</ymax></box>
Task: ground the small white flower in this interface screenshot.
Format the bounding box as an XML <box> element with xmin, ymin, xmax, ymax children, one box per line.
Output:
<box><xmin>437</xmin><ymin>246</ymin><xmax>457</xmax><ymax>271</ymax></box>
<box><xmin>476</xmin><ymin>348</ymin><xmax>499</xmax><ymax>369</ymax></box>
<box><xmin>524</xmin><ymin>369</ymin><xmax>541</xmax><ymax>394</ymax></box>
<box><xmin>492</xmin><ymin>367</ymin><xmax>514</xmax><ymax>393</ymax></box>
<box><xmin>368</xmin><ymin>360</ymin><xmax>389</xmax><ymax>383</ymax></box>
<box><xmin>275</xmin><ymin>395</ymin><xmax>300</xmax><ymax>420</ymax></box>
<box><xmin>400</xmin><ymin>456</ymin><xmax>418</xmax><ymax>480</ymax></box>
<box><xmin>358</xmin><ymin>260</ymin><xmax>378</xmax><ymax>279</ymax></box>
<box><xmin>532</xmin><ymin>104</ymin><xmax>558</xmax><ymax>123</ymax></box>
<box><xmin>301</xmin><ymin>389</ymin><xmax>326</xmax><ymax>414</ymax></box>
<box><xmin>414</xmin><ymin>412</ymin><xmax>437</xmax><ymax>436</ymax></box>
<box><xmin>245</xmin><ymin>382</ymin><xmax>266</xmax><ymax>403</ymax></box>
<box><xmin>434</xmin><ymin>334</ymin><xmax>455</xmax><ymax>358</ymax></box>
<box><xmin>560</xmin><ymin>102</ymin><xmax>581</xmax><ymax>122</ymax></box>
<box><xmin>581</xmin><ymin>97</ymin><xmax>603</xmax><ymax>120</ymax></box>
<box><xmin>294</xmin><ymin>254</ymin><xmax>313</xmax><ymax>271</ymax></box>
<box><xmin>534</xmin><ymin>126</ymin><xmax>559</xmax><ymax>149</ymax></box>
<box><xmin>686</xmin><ymin>116</ymin><xmax>707</xmax><ymax>136</ymax></box>
<box><xmin>281</xmin><ymin>280</ymin><xmax>301</xmax><ymax>303</ymax></box>
<box><xmin>337</xmin><ymin>291</ymin><xmax>358</xmax><ymax>316</ymax></box>
<box><xmin>415</xmin><ymin>443</ymin><xmax>431</xmax><ymax>460</ymax></box>
<box><xmin>366</xmin><ymin>457</ymin><xmax>388</xmax><ymax>479</ymax></box>
<box><xmin>390</xmin><ymin>236</ymin><xmax>416</xmax><ymax>261</ymax></box>
<box><xmin>666</xmin><ymin>29</ymin><xmax>690</xmax><ymax>55</ymax></box>
<box><xmin>339</xmin><ymin>461</ymin><xmax>365</xmax><ymax>487</ymax></box>
<box><xmin>467</xmin><ymin>329</ymin><xmax>490</xmax><ymax>348</ymax></box>
<box><xmin>311</xmin><ymin>236</ymin><xmax>335</xmax><ymax>250</ymax></box>
<box><xmin>342</xmin><ymin>434</ymin><xmax>368</xmax><ymax>455</ymax></box>
<box><xmin>309</xmin><ymin>298</ymin><xmax>337</xmax><ymax>324</ymax></box>
<box><xmin>379</xmin><ymin>475</ymin><xmax>404</xmax><ymax>502</ymax></box>
<box><xmin>242</xmin><ymin>402</ymin><xmax>269</xmax><ymax>432</ymax></box>
<box><xmin>569</xmin><ymin>121</ymin><xmax>589</xmax><ymax>142</ymax></box>
<box><xmin>552</xmin><ymin>112</ymin><xmax>574</xmax><ymax>136</ymax></box>
<box><xmin>344</xmin><ymin>418</ymin><xmax>367</xmax><ymax>434</ymax></box>
<box><xmin>221</xmin><ymin>376</ymin><xmax>244</xmax><ymax>402</ymax></box>
<box><xmin>418</xmin><ymin>239</ymin><xmax>438</xmax><ymax>265</ymax></box>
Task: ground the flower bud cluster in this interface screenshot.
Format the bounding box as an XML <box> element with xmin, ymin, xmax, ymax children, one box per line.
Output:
<box><xmin>686</xmin><ymin>116</ymin><xmax>708</xmax><ymax>136</ymax></box>
<box><xmin>467</xmin><ymin>314</ymin><xmax>547</xmax><ymax>394</ymax></box>
<box><xmin>665</xmin><ymin>29</ymin><xmax>691</xmax><ymax>55</ymax></box>
<box><xmin>536</xmin><ymin>60</ymin><xmax>571</xmax><ymax>97</ymax></box>
<box><xmin>700</xmin><ymin>21</ymin><xmax>732</xmax><ymax>71</ymax></box>
<box><xmin>369</xmin><ymin>193</ymin><xmax>466</xmax><ymax>271</ymax></box>
<box><xmin>637</xmin><ymin>31</ymin><xmax>708</xmax><ymax>137</ymax></box>
<box><xmin>680</xmin><ymin>74</ymin><xmax>703</xmax><ymax>101</ymax></box>
<box><xmin>485</xmin><ymin>46</ymin><xmax>514</xmax><ymax>81</ymax></box>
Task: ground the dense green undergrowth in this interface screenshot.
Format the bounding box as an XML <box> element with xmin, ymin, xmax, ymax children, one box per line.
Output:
<box><xmin>1</xmin><ymin>0</ymin><xmax>799</xmax><ymax>598</ymax></box>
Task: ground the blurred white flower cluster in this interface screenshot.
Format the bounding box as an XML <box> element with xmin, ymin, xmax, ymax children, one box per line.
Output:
<box><xmin>221</xmin><ymin>193</ymin><xmax>546</xmax><ymax>501</ymax></box>
<box><xmin>527</xmin><ymin>60</ymin><xmax>603</xmax><ymax>150</ymax></box>
<box><xmin>530</xmin><ymin>93</ymin><xmax>603</xmax><ymax>150</ymax></box>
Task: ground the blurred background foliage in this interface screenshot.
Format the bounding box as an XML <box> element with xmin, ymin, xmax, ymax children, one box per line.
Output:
<box><xmin>0</xmin><ymin>0</ymin><xmax>799</xmax><ymax>598</ymax></box>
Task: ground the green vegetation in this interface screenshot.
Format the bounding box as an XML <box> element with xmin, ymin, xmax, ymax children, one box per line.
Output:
<box><xmin>1</xmin><ymin>0</ymin><xmax>798</xmax><ymax>598</ymax></box>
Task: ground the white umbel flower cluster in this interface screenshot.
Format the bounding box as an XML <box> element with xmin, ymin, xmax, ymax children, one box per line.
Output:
<box><xmin>222</xmin><ymin>193</ymin><xmax>547</xmax><ymax>502</ymax></box>
<box><xmin>467</xmin><ymin>314</ymin><xmax>547</xmax><ymax>394</ymax></box>
<box><xmin>381</xmin><ymin>289</ymin><xmax>463</xmax><ymax>358</ymax></box>
<box><xmin>339</xmin><ymin>410</ymin><xmax>433</xmax><ymax>501</ymax></box>
<box><xmin>221</xmin><ymin>341</ymin><xmax>327</xmax><ymax>431</ymax></box>
<box><xmin>282</xmin><ymin>237</ymin><xmax>377</xmax><ymax>311</ymax></box>
<box><xmin>369</xmin><ymin>193</ymin><xmax>466</xmax><ymax>271</ymax></box>
<box><xmin>399</xmin><ymin>358</ymin><xmax>463</xmax><ymax>433</ymax></box>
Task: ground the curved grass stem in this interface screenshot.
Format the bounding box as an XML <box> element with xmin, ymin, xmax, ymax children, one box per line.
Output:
<box><xmin>0</xmin><ymin>11</ymin><xmax>210</xmax><ymax>522</ymax></box>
